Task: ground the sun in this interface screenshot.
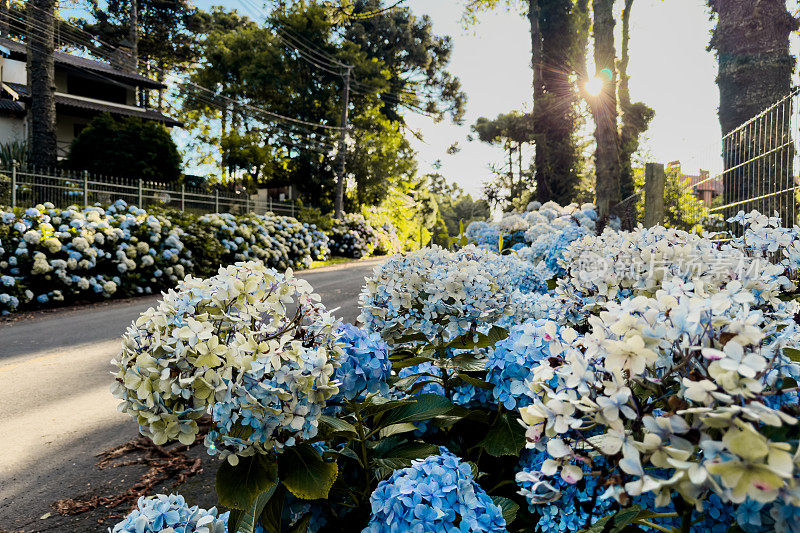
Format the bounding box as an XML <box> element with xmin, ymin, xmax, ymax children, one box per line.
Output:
<box><xmin>585</xmin><ymin>76</ymin><xmax>604</xmax><ymax>96</ymax></box>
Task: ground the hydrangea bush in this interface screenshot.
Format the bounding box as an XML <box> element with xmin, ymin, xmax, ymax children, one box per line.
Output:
<box><xmin>327</xmin><ymin>213</ymin><xmax>380</xmax><ymax>259</ymax></box>
<box><xmin>0</xmin><ymin>201</ymin><xmax>391</xmax><ymax>316</ymax></box>
<box><xmin>111</xmin><ymin>205</ymin><xmax>800</xmax><ymax>533</ymax></box>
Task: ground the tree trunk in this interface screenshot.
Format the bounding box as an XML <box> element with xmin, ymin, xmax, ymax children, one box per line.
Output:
<box><xmin>27</xmin><ymin>0</ymin><xmax>58</xmax><ymax>170</ymax></box>
<box><xmin>528</xmin><ymin>0</ymin><xmax>548</xmax><ymax>202</ymax></box>
<box><xmin>617</xmin><ymin>0</ymin><xmax>653</xmax><ymax>203</ymax></box>
<box><xmin>591</xmin><ymin>0</ymin><xmax>621</xmax><ymax>219</ymax></box>
<box><xmin>708</xmin><ymin>0</ymin><xmax>797</xmax><ymax>224</ymax></box>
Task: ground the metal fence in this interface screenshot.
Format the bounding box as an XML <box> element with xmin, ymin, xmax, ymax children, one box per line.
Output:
<box><xmin>0</xmin><ymin>166</ymin><xmax>299</xmax><ymax>217</ymax></box>
<box><xmin>673</xmin><ymin>86</ymin><xmax>800</xmax><ymax>233</ymax></box>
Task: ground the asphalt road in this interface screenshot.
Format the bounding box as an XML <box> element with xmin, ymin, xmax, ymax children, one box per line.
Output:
<box><xmin>0</xmin><ymin>258</ymin><xmax>384</xmax><ymax>532</ymax></box>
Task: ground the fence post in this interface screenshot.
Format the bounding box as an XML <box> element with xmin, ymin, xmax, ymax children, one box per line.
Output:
<box><xmin>10</xmin><ymin>160</ymin><xmax>17</xmax><ymax>208</ymax></box>
<box><xmin>269</xmin><ymin>196</ymin><xmax>272</xmax><ymax>213</ymax></box>
<box><xmin>291</xmin><ymin>202</ymin><xmax>295</xmax><ymax>218</ymax></box>
<box><xmin>83</xmin><ymin>170</ymin><xmax>89</xmax><ymax>208</ymax></box>
<box><xmin>644</xmin><ymin>162</ymin><xmax>666</xmax><ymax>228</ymax></box>
<box><xmin>138</xmin><ymin>179</ymin><xmax>143</xmax><ymax>208</ymax></box>
<box><xmin>246</xmin><ymin>194</ymin><xmax>250</xmax><ymax>214</ymax></box>
<box><xmin>181</xmin><ymin>184</ymin><xmax>185</xmax><ymax>211</ymax></box>
<box><xmin>215</xmin><ymin>190</ymin><xmax>219</xmax><ymax>213</ymax></box>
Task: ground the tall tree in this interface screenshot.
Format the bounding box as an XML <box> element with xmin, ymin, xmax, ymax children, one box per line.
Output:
<box><xmin>589</xmin><ymin>0</ymin><xmax>621</xmax><ymax>218</ymax></box>
<box><xmin>616</xmin><ymin>0</ymin><xmax>653</xmax><ymax>201</ymax></box>
<box><xmin>343</xmin><ymin>0</ymin><xmax>467</xmax><ymax>125</ymax></box>
<box><xmin>182</xmin><ymin>3</ymin><xmax>447</xmax><ymax>209</ymax></box>
<box><xmin>473</xmin><ymin>111</ymin><xmax>536</xmax><ymax>208</ymax></box>
<box><xmin>27</xmin><ymin>0</ymin><xmax>57</xmax><ymax>169</ymax></box>
<box><xmin>78</xmin><ymin>0</ymin><xmax>208</xmax><ymax>107</ymax></box>
<box><xmin>707</xmin><ymin>0</ymin><xmax>797</xmax><ymax>222</ymax></box>
<box><xmin>464</xmin><ymin>0</ymin><xmax>587</xmax><ymax>205</ymax></box>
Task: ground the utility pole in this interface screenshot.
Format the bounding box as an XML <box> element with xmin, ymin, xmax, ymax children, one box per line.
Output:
<box><xmin>27</xmin><ymin>0</ymin><xmax>58</xmax><ymax>170</ymax></box>
<box><xmin>334</xmin><ymin>65</ymin><xmax>352</xmax><ymax>220</ymax></box>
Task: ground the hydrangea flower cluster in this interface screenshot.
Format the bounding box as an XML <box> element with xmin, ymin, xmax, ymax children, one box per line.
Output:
<box><xmin>110</xmin><ymin>494</ymin><xmax>228</xmax><ymax>533</ymax></box>
<box><xmin>364</xmin><ymin>447</ymin><xmax>507</xmax><ymax>532</ymax></box>
<box><xmin>486</xmin><ymin>319</ymin><xmax>573</xmax><ymax>409</ymax></box>
<box><xmin>197</xmin><ymin>212</ymin><xmax>330</xmax><ymax>270</ymax></box>
<box><xmin>330</xmin><ymin>323</ymin><xmax>391</xmax><ymax>401</ymax></box>
<box><xmin>359</xmin><ymin>245</ymin><xmax>514</xmax><ymax>343</ymax></box>
<box><xmin>0</xmin><ymin>201</ymin><xmax>385</xmax><ymax>315</ymax></box>
<box><xmin>327</xmin><ymin>213</ymin><xmax>380</xmax><ymax>259</ymax></box>
<box><xmin>464</xmin><ymin>201</ymin><xmax>597</xmax><ymax>264</ymax></box>
<box><xmin>517</xmin><ymin>286</ymin><xmax>800</xmax><ymax>522</ymax></box>
<box><xmin>112</xmin><ymin>261</ymin><xmax>342</xmax><ymax>463</ymax></box>
<box><xmin>0</xmin><ymin>201</ymin><xmax>192</xmax><ymax>314</ymax></box>
<box><xmin>555</xmin><ymin>223</ymin><xmax>792</xmax><ymax>318</ymax></box>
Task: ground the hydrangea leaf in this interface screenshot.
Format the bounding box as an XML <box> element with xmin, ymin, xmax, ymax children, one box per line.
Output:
<box><xmin>317</xmin><ymin>414</ymin><xmax>358</xmax><ymax>438</ymax></box>
<box><xmin>378</xmin><ymin>422</ymin><xmax>418</xmax><ymax>438</ymax></box>
<box><xmin>379</xmin><ymin>393</ymin><xmax>453</xmax><ymax>426</ymax></box>
<box><xmin>360</xmin><ymin>395</ymin><xmax>413</xmax><ymax>418</ymax></box>
<box><xmin>477</xmin><ymin>411</ymin><xmax>526</xmax><ymax>457</ymax></box>
<box><xmin>229</xmin><ymin>484</ymin><xmax>277</xmax><ymax>533</ymax></box>
<box><xmin>279</xmin><ymin>443</ymin><xmax>339</xmax><ymax>500</ymax></box>
<box><xmin>215</xmin><ymin>453</ymin><xmax>278</xmax><ymax>511</ymax></box>
<box><xmin>490</xmin><ymin>496</ymin><xmax>519</xmax><ymax>526</ymax></box>
<box><xmin>446</xmin><ymin>326</ymin><xmax>509</xmax><ymax>350</ymax></box>
<box><xmin>258</xmin><ymin>485</ymin><xmax>285</xmax><ymax>533</ymax></box>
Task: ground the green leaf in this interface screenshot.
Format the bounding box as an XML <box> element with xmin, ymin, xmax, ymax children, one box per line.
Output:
<box><xmin>547</xmin><ymin>277</ymin><xmax>558</xmax><ymax>291</ymax></box>
<box><xmin>446</xmin><ymin>326</ymin><xmax>509</xmax><ymax>350</ymax></box>
<box><xmin>229</xmin><ymin>485</ymin><xmax>277</xmax><ymax>533</ymax></box>
<box><xmin>216</xmin><ymin>454</ymin><xmax>278</xmax><ymax>510</ymax></box>
<box><xmin>333</xmin><ymin>446</ymin><xmax>363</xmax><ymax>467</ymax></box>
<box><xmin>258</xmin><ymin>486</ymin><xmax>284</xmax><ymax>533</ymax></box>
<box><xmin>456</xmin><ymin>373</ymin><xmax>494</xmax><ymax>389</ymax></box>
<box><xmin>360</xmin><ymin>395</ymin><xmax>413</xmax><ymax>417</ymax></box>
<box><xmin>490</xmin><ymin>496</ymin><xmax>519</xmax><ymax>526</ymax></box>
<box><xmin>279</xmin><ymin>443</ymin><xmax>338</xmax><ymax>500</ymax></box>
<box><xmin>375</xmin><ymin>440</ymin><xmax>439</xmax><ymax>460</ymax></box>
<box><xmin>394</xmin><ymin>332</ymin><xmax>431</xmax><ymax>344</ymax></box>
<box><xmin>318</xmin><ymin>415</ymin><xmax>358</xmax><ymax>437</ymax></box>
<box><xmin>448</xmin><ymin>352</ymin><xmax>488</xmax><ymax>372</ymax></box>
<box><xmin>393</xmin><ymin>355</ymin><xmax>435</xmax><ymax>370</ymax></box>
<box><xmin>578</xmin><ymin>505</ymin><xmax>647</xmax><ymax>533</ymax></box>
<box><xmin>785</xmin><ymin>347</ymin><xmax>800</xmax><ymax>362</ymax></box>
<box><xmin>477</xmin><ymin>411</ymin><xmax>527</xmax><ymax>457</ymax></box>
<box><xmin>378</xmin><ymin>422</ymin><xmax>418</xmax><ymax>438</ymax></box>
<box><xmin>380</xmin><ymin>393</ymin><xmax>453</xmax><ymax>426</ymax></box>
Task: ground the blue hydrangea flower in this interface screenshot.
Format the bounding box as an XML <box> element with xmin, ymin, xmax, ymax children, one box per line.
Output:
<box><xmin>332</xmin><ymin>323</ymin><xmax>391</xmax><ymax>401</ymax></box>
<box><xmin>487</xmin><ymin>319</ymin><xmax>569</xmax><ymax>409</ymax></box>
<box><xmin>109</xmin><ymin>493</ymin><xmax>228</xmax><ymax>533</ymax></box>
<box><xmin>364</xmin><ymin>447</ymin><xmax>506</xmax><ymax>532</ymax></box>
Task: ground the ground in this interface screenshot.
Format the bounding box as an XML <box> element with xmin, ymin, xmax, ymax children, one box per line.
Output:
<box><xmin>0</xmin><ymin>257</ymin><xmax>385</xmax><ymax>533</ymax></box>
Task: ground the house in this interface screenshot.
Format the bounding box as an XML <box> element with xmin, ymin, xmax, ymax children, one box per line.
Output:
<box><xmin>0</xmin><ymin>37</ymin><xmax>181</xmax><ymax>158</ymax></box>
<box><xmin>667</xmin><ymin>161</ymin><xmax>723</xmax><ymax>206</ymax></box>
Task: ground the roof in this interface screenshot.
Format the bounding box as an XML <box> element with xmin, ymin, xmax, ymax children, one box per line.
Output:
<box><xmin>0</xmin><ymin>37</ymin><xmax>165</xmax><ymax>90</ymax></box>
<box><xmin>684</xmin><ymin>172</ymin><xmax>723</xmax><ymax>195</ymax></box>
<box><xmin>0</xmin><ymin>98</ymin><xmax>24</xmax><ymax>116</ymax></box>
<box><xmin>3</xmin><ymin>82</ymin><xmax>183</xmax><ymax>127</ymax></box>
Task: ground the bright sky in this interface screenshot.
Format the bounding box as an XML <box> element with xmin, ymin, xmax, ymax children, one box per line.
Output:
<box><xmin>184</xmin><ymin>0</ymin><xmax>728</xmax><ymax>195</ymax></box>
<box><xmin>402</xmin><ymin>0</ymin><xmax>723</xmax><ymax>197</ymax></box>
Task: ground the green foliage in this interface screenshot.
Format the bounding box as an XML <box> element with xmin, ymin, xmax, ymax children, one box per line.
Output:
<box><xmin>76</xmin><ymin>0</ymin><xmax>207</xmax><ymax>80</ymax></box>
<box><xmin>633</xmin><ymin>166</ymin><xmax>710</xmax><ymax>232</ymax></box>
<box><xmin>215</xmin><ymin>454</ymin><xmax>278</xmax><ymax>510</ymax></box>
<box><xmin>65</xmin><ymin>114</ymin><xmax>182</xmax><ymax>182</ymax></box>
<box><xmin>278</xmin><ymin>443</ymin><xmax>339</xmax><ymax>500</ymax></box>
<box><xmin>477</xmin><ymin>411</ymin><xmax>527</xmax><ymax>457</ymax></box>
<box><xmin>182</xmin><ymin>2</ymin><xmax>461</xmax><ymax>210</ymax></box>
<box><xmin>0</xmin><ymin>140</ymin><xmax>27</xmax><ymax>168</ymax></box>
